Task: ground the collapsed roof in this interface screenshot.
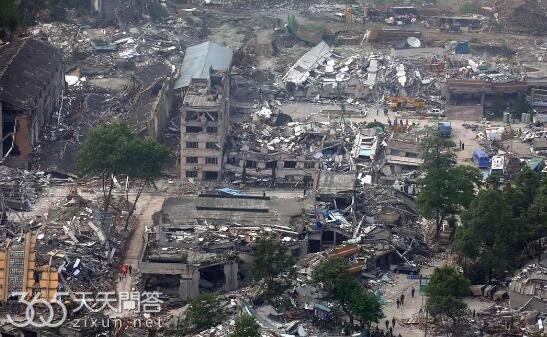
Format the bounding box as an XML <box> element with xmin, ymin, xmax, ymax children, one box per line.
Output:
<box><xmin>283</xmin><ymin>41</ymin><xmax>333</xmax><ymax>85</ymax></box>
<box><xmin>0</xmin><ymin>38</ymin><xmax>62</xmax><ymax>110</ymax></box>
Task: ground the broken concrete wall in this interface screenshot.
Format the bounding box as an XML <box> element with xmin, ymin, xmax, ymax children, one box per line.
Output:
<box><xmin>90</xmin><ymin>0</ymin><xmax>118</xmax><ymax>23</ymax></box>
<box><xmin>139</xmin><ymin>261</ymin><xmax>200</xmax><ymax>300</ymax></box>
<box><xmin>147</xmin><ymin>76</ymin><xmax>174</xmax><ymax>140</ymax></box>
<box><xmin>0</xmin><ymin>39</ymin><xmax>64</xmax><ymax>168</ymax></box>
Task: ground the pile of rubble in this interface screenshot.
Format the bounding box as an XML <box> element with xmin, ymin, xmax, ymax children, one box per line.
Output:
<box><xmin>0</xmin><ymin>166</ymin><xmax>62</xmax><ymax>211</ymax></box>
<box><xmin>283</xmin><ymin>42</ymin><xmax>442</xmax><ymax>101</ymax></box>
<box><xmin>32</xmin><ymin>192</ymin><xmax>121</xmax><ymax>293</ymax></box>
<box><xmin>446</xmin><ymin>55</ymin><xmax>524</xmax><ymax>83</ymax></box>
<box><xmin>233</xmin><ymin>108</ymin><xmax>354</xmax><ymax>166</ymax></box>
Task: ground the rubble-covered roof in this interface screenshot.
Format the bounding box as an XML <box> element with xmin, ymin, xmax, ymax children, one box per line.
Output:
<box><xmin>314</xmin><ymin>171</ymin><xmax>356</xmax><ymax>195</ymax></box>
<box><xmin>387</xmin><ymin>137</ymin><xmax>420</xmax><ymax>154</ymax></box>
<box><xmin>174</xmin><ymin>41</ymin><xmax>233</xmax><ymax>89</ymax></box>
<box><xmin>0</xmin><ymin>38</ymin><xmax>62</xmax><ymax>110</ymax></box>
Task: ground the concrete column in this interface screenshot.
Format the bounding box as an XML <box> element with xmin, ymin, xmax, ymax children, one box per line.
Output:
<box><xmin>223</xmin><ymin>261</ymin><xmax>238</xmax><ymax>291</ymax></box>
<box><xmin>178</xmin><ymin>268</ymin><xmax>200</xmax><ymax>300</ymax></box>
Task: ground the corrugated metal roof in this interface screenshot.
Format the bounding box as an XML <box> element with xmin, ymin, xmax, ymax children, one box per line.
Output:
<box><xmin>174</xmin><ymin>41</ymin><xmax>233</xmax><ymax>90</ymax></box>
<box><xmin>283</xmin><ymin>41</ymin><xmax>332</xmax><ymax>85</ymax></box>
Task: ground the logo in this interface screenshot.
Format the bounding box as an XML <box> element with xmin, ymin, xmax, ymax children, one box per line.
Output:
<box><xmin>6</xmin><ymin>291</ymin><xmax>163</xmax><ymax>328</ymax></box>
<box><xmin>7</xmin><ymin>292</ymin><xmax>68</xmax><ymax>328</ymax></box>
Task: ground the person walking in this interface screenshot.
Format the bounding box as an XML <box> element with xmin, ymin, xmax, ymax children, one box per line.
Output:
<box><xmin>411</xmin><ymin>286</ymin><xmax>415</xmax><ymax>298</ymax></box>
<box><xmin>385</xmin><ymin>320</ymin><xmax>389</xmax><ymax>330</ymax></box>
<box><xmin>389</xmin><ymin>326</ymin><xmax>393</xmax><ymax>336</ymax></box>
<box><xmin>392</xmin><ymin>317</ymin><xmax>396</xmax><ymax>327</ymax></box>
<box><xmin>396</xmin><ymin>298</ymin><xmax>400</xmax><ymax>309</ymax></box>
<box><xmin>462</xmin><ymin>142</ymin><xmax>465</xmax><ymax>150</ymax></box>
<box><xmin>400</xmin><ymin>294</ymin><xmax>405</xmax><ymax>306</ymax></box>
<box><xmin>129</xmin><ymin>265</ymin><xmax>132</xmax><ymax>275</ymax></box>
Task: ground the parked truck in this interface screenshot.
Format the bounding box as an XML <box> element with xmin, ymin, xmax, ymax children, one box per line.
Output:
<box><xmin>438</xmin><ymin>121</ymin><xmax>452</xmax><ymax>137</ymax></box>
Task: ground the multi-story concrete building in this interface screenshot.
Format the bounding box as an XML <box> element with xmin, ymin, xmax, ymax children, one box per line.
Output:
<box><xmin>175</xmin><ymin>41</ymin><xmax>233</xmax><ymax>181</ymax></box>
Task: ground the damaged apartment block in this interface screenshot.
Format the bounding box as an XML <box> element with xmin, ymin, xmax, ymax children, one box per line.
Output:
<box><xmin>176</xmin><ymin>41</ymin><xmax>233</xmax><ymax>181</ymax></box>
<box><xmin>0</xmin><ymin>39</ymin><xmax>64</xmax><ymax>169</ymax></box>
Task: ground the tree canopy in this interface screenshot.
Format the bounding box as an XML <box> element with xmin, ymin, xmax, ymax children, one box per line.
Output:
<box><xmin>312</xmin><ymin>258</ymin><xmax>384</xmax><ymax>331</ymax></box>
<box><xmin>417</xmin><ymin>128</ymin><xmax>481</xmax><ymax>238</ymax></box>
<box><xmin>229</xmin><ymin>314</ymin><xmax>261</xmax><ymax>337</ymax></box>
<box><xmin>251</xmin><ymin>236</ymin><xmax>295</xmax><ymax>290</ymax></box>
<box><xmin>427</xmin><ymin>266</ymin><xmax>470</xmax><ymax>321</ymax></box>
<box><xmin>454</xmin><ymin>167</ymin><xmax>546</xmax><ymax>283</ymax></box>
<box><xmin>185</xmin><ymin>293</ymin><xmax>223</xmax><ymax>330</ymax></box>
<box><xmin>76</xmin><ymin>123</ymin><xmax>168</xmax><ymax>215</ymax></box>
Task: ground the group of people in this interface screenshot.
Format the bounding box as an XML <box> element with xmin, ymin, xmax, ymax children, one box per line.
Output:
<box><xmin>396</xmin><ymin>286</ymin><xmax>416</xmax><ymax>309</ymax></box>
<box><xmin>119</xmin><ymin>263</ymin><xmax>132</xmax><ymax>281</ymax></box>
<box><xmin>367</xmin><ymin>324</ymin><xmax>403</xmax><ymax>337</ymax></box>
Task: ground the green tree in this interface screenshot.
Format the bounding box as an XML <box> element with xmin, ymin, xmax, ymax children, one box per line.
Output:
<box><xmin>148</xmin><ymin>2</ymin><xmax>168</xmax><ymax>21</ymax></box>
<box><xmin>0</xmin><ymin>0</ymin><xmax>22</xmax><ymax>31</ymax></box>
<box><xmin>124</xmin><ymin>138</ymin><xmax>169</xmax><ymax>229</ymax></box>
<box><xmin>185</xmin><ymin>293</ymin><xmax>222</xmax><ymax>330</ymax></box>
<box><xmin>459</xmin><ymin>1</ymin><xmax>481</xmax><ymax>14</ymax></box>
<box><xmin>251</xmin><ymin>236</ymin><xmax>295</xmax><ymax>290</ymax></box>
<box><xmin>427</xmin><ymin>267</ymin><xmax>470</xmax><ymax>323</ymax></box>
<box><xmin>76</xmin><ymin>123</ymin><xmax>135</xmax><ymax>212</ymax></box>
<box><xmin>229</xmin><ymin>314</ymin><xmax>261</xmax><ymax>337</ymax></box>
<box><xmin>455</xmin><ymin>189</ymin><xmax>518</xmax><ymax>282</ymax></box>
<box><xmin>417</xmin><ymin>129</ymin><xmax>481</xmax><ymax>239</ymax></box>
<box><xmin>527</xmin><ymin>177</ymin><xmax>547</xmax><ymax>261</ymax></box>
<box><xmin>312</xmin><ymin>258</ymin><xmax>384</xmax><ymax>331</ymax></box>
<box><xmin>511</xmin><ymin>95</ymin><xmax>531</xmax><ymax>120</ymax></box>
<box><xmin>76</xmin><ymin>123</ymin><xmax>169</xmax><ymax>217</ymax></box>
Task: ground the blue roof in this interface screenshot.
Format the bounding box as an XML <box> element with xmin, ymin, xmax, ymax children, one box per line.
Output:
<box><xmin>174</xmin><ymin>41</ymin><xmax>233</xmax><ymax>89</ymax></box>
<box><xmin>216</xmin><ymin>188</ymin><xmax>244</xmax><ymax>196</ymax></box>
<box><xmin>473</xmin><ymin>149</ymin><xmax>488</xmax><ymax>158</ymax></box>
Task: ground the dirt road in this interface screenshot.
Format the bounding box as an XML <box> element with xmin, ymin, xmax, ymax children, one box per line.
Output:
<box><xmin>113</xmin><ymin>193</ymin><xmax>166</xmax><ymax>318</ymax></box>
<box><xmin>378</xmin><ymin>257</ymin><xmax>495</xmax><ymax>337</ymax></box>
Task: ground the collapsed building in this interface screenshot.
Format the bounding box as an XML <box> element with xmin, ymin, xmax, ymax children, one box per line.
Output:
<box><xmin>225</xmin><ymin>108</ymin><xmax>355</xmax><ymax>186</ymax></box>
<box><xmin>430</xmin><ymin>16</ymin><xmax>483</xmax><ymax>32</ymax></box>
<box><xmin>0</xmin><ymin>39</ymin><xmax>64</xmax><ymax>169</ymax></box>
<box><xmin>495</xmin><ymin>0</ymin><xmax>547</xmax><ymax>35</ymax></box>
<box><xmin>377</xmin><ymin>134</ymin><xmax>422</xmax><ymax>191</ymax></box>
<box><xmin>282</xmin><ymin>41</ymin><xmax>441</xmax><ymax>101</ymax></box>
<box><xmin>445</xmin><ymin>79</ymin><xmax>528</xmax><ymax>120</ymax></box>
<box><xmin>139</xmin><ymin>193</ymin><xmax>313</xmax><ymax>301</ymax></box>
<box><xmin>0</xmin><ymin>232</ymin><xmax>59</xmax><ymax>302</ymax></box>
<box><xmin>176</xmin><ymin>41</ymin><xmax>233</xmax><ymax>181</ymax></box>
<box><xmin>508</xmin><ymin>258</ymin><xmax>547</xmax><ymax>311</ymax></box>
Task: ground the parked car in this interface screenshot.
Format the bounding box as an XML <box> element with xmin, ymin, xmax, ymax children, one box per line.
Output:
<box><xmin>393</xmin><ymin>263</ymin><xmax>421</xmax><ymax>275</ymax></box>
<box><xmin>426</xmin><ymin>108</ymin><xmax>444</xmax><ymax>117</ymax></box>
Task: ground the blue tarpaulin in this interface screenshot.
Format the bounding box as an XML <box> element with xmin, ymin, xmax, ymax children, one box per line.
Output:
<box><xmin>455</xmin><ymin>41</ymin><xmax>470</xmax><ymax>54</ymax></box>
